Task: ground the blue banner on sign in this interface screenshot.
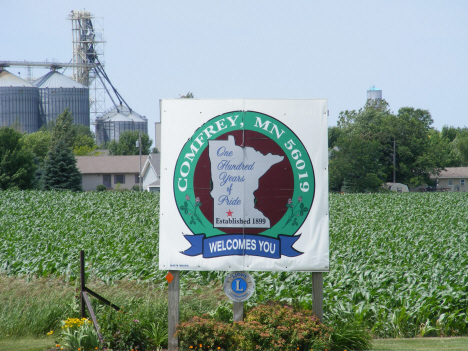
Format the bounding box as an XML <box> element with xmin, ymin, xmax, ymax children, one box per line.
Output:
<box><xmin>182</xmin><ymin>234</ymin><xmax>302</xmax><ymax>259</ymax></box>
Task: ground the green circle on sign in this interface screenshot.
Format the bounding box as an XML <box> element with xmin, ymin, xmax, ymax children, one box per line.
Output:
<box><xmin>174</xmin><ymin>111</ymin><xmax>315</xmax><ymax>238</ymax></box>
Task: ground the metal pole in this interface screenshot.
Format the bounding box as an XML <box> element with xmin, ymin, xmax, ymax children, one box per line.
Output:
<box><xmin>139</xmin><ymin>131</ymin><xmax>142</xmax><ymax>191</ymax></box>
<box><xmin>233</xmin><ymin>301</ymin><xmax>244</xmax><ymax>322</ymax></box>
<box><xmin>80</xmin><ymin>250</ymin><xmax>86</xmax><ymax>319</ymax></box>
<box><xmin>168</xmin><ymin>271</ymin><xmax>180</xmax><ymax>351</ymax></box>
<box><xmin>312</xmin><ymin>272</ymin><xmax>323</xmax><ymax>321</ymax></box>
<box><xmin>393</xmin><ymin>140</ymin><xmax>396</xmax><ymax>183</ymax></box>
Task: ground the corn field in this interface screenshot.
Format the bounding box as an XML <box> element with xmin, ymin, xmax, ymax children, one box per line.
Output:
<box><xmin>1</xmin><ymin>190</ymin><xmax>468</xmax><ymax>337</ymax></box>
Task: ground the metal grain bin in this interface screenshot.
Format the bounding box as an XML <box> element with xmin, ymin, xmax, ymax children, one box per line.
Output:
<box><xmin>33</xmin><ymin>71</ymin><xmax>89</xmax><ymax>128</ymax></box>
<box><xmin>0</xmin><ymin>69</ymin><xmax>39</xmax><ymax>133</ymax></box>
<box><xmin>95</xmin><ymin>105</ymin><xmax>148</xmax><ymax>145</ymax></box>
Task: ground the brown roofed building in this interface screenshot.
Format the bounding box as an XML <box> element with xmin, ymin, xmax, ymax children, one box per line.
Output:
<box><xmin>76</xmin><ymin>155</ymin><xmax>148</xmax><ymax>191</ymax></box>
<box><xmin>432</xmin><ymin>167</ymin><xmax>468</xmax><ymax>192</ymax></box>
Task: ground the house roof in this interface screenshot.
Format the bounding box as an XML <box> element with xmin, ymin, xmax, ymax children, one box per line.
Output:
<box><xmin>142</xmin><ymin>153</ymin><xmax>160</xmax><ymax>176</ymax></box>
<box><xmin>148</xmin><ymin>180</ymin><xmax>160</xmax><ymax>187</ymax></box>
<box><xmin>76</xmin><ymin>155</ymin><xmax>148</xmax><ymax>174</ymax></box>
<box><xmin>433</xmin><ymin>167</ymin><xmax>468</xmax><ymax>179</ymax></box>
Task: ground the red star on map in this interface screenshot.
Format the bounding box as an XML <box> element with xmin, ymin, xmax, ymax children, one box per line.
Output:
<box><xmin>226</xmin><ymin>209</ymin><xmax>234</xmax><ymax>217</ymax></box>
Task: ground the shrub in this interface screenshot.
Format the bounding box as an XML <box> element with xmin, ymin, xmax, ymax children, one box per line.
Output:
<box><xmin>328</xmin><ymin>323</ymin><xmax>373</xmax><ymax>351</ymax></box>
<box><xmin>96</xmin><ymin>184</ymin><xmax>107</xmax><ymax>191</ymax></box>
<box><xmin>58</xmin><ymin>317</ymin><xmax>100</xmax><ymax>351</ymax></box>
<box><xmin>176</xmin><ymin>303</ymin><xmax>334</xmax><ymax>351</ymax></box>
<box><xmin>98</xmin><ymin>296</ymin><xmax>169</xmax><ymax>351</ymax></box>
<box><xmin>143</xmin><ymin>321</ymin><xmax>168</xmax><ymax>351</ymax></box>
<box><xmin>237</xmin><ymin>303</ymin><xmax>332</xmax><ymax>350</ymax></box>
<box><xmin>176</xmin><ymin>316</ymin><xmax>235</xmax><ymax>351</ymax></box>
<box><xmin>132</xmin><ymin>184</ymin><xmax>141</xmax><ymax>191</ymax></box>
<box><xmin>100</xmin><ymin>308</ymin><xmax>149</xmax><ymax>350</ymax></box>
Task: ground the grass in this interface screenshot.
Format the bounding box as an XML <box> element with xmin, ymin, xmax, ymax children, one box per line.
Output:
<box><xmin>2</xmin><ymin>336</ymin><xmax>468</xmax><ymax>351</ymax></box>
<box><xmin>372</xmin><ymin>336</ymin><xmax>468</xmax><ymax>350</ymax></box>
<box><xmin>0</xmin><ymin>274</ymin><xmax>227</xmax><ymax>340</ymax></box>
<box><xmin>0</xmin><ymin>336</ymin><xmax>56</xmax><ymax>351</ymax></box>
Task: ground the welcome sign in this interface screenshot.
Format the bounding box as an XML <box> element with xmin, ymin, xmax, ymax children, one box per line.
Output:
<box><xmin>159</xmin><ymin>99</ymin><xmax>329</xmax><ymax>272</ymax></box>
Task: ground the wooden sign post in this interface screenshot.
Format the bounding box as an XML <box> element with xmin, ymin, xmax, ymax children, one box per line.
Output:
<box><xmin>167</xmin><ymin>271</ymin><xmax>180</xmax><ymax>351</ymax></box>
<box><xmin>312</xmin><ymin>272</ymin><xmax>324</xmax><ymax>321</ymax></box>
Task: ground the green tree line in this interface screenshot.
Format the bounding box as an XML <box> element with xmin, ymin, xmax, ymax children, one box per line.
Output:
<box><xmin>1</xmin><ymin>108</ymin><xmax>153</xmax><ymax>191</ymax></box>
<box><xmin>2</xmin><ymin>102</ymin><xmax>466</xmax><ymax>193</ymax></box>
<box><xmin>329</xmin><ymin>99</ymin><xmax>468</xmax><ymax>192</ymax></box>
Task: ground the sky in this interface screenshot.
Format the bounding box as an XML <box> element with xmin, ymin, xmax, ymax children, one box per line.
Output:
<box><xmin>2</xmin><ymin>1</ymin><xmax>467</xmax><ymax>144</ymax></box>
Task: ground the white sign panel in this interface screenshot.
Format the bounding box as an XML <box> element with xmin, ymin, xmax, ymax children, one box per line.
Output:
<box><xmin>159</xmin><ymin>99</ymin><xmax>329</xmax><ymax>272</ymax></box>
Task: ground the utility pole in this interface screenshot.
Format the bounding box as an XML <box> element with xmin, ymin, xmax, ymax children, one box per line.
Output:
<box><xmin>137</xmin><ymin>131</ymin><xmax>142</xmax><ymax>191</ymax></box>
<box><xmin>393</xmin><ymin>140</ymin><xmax>396</xmax><ymax>183</ymax></box>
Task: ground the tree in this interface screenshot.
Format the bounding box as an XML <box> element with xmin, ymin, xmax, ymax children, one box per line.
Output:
<box><xmin>329</xmin><ymin>133</ymin><xmax>385</xmax><ymax>192</ymax></box>
<box><xmin>328</xmin><ymin>126</ymin><xmax>342</xmax><ymax>149</ymax></box>
<box><xmin>329</xmin><ymin>100</ymin><xmax>445</xmax><ymax>191</ymax></box>
<box><xmin>330</xmin><ymin>101</ymin><xmax>391</xmax><ymax>192</ymax></box>
<box><xmin>49</xmin><ymin>108</ymin><xmax>76</xmax><ymax>150</ymax></box>
<box><xmin>73</xmin><ymin>124</ymin><xmax>95</xmax><ymax>140</ymax></box>
<box><xmin>42</xmin><ymin>140</ymin><xmax>82</xmax><ymax>191</ymax></box>
<box><xmin>0</xmin><ymin>127</ymin><xmax>36</xmax><ymax>190</ymax></box>
<box><xmin>180</xmin><ymin>92</ymin><xmax>194</xmax><ymax>98</ymax></box>
<box><xmin>73</xmin><ymin>134</ymin><xmax>99</xmax><ymax>156</ymax></box>
<box><xmin>388</xmin><ymin>107</ymin><xmax>436</xmax><ymax>185</ymax></box>
<box><xmin>20</xmin><ymin>131</ymin><xmax>52</xmax><ymax>162</ymax></box>
<box><xmin>452</xmin><ymin>133</ymin><xmax>468</xmax><ymax>166</ymax></box>
<box><xmin>108</xmin><ymin>131</ymin><xmax>152</xmax><ymax>155</ymax></box>
<box><xmin>426</xmin><ymin>129</ymin><xmax>461</xmax><ymax>169</ymax></box>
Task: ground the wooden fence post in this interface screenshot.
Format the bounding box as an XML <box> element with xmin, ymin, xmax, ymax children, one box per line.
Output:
<box><xmin>168</xmin><ymin>271</ymin><xmax>180</xmax><ymax>351</ymax></box>
<box><xmin>312</xmin><ymin>272</ymin><xmax>323</xmax><ymax>321</ymax></box>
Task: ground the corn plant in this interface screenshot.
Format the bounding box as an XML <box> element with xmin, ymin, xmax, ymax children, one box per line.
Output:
<box><xmin>2</xmin><ymin>191</ymin><xmax>468</xmax><ymax>338</ymax></box>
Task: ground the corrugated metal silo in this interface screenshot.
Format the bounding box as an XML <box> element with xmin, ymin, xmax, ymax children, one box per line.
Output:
<box><xmin>0</xmin><ymin>69</ymin><xmax>39</xmax><ymax>133</ymax></box>
<box><xmin>95</xmin><ymin>105</ymin><xmax>148</xmax><ymax>145</ymax></box>
<box><xmin>367</xmin><ymin>86</ymin><xmax>382</xmax><ymax>101</ymax></box>
<box><xmin>33</xmin><ymin>71</ymin><xmax>90</xmax><ymax>128</ymax></box>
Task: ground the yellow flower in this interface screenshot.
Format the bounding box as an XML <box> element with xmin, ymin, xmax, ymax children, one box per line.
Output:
<box><xmin>189</xmin><ymin>347</ymin><xmax>193</xmax><ymax>349</ymax></box>
<box><xmin>200</xmin><ymin>344</ymin><xmax>203</xmax><ymax>347</ymax></box>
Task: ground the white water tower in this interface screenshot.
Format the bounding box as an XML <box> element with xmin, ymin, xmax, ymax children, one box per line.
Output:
<box><xmin>367</xmin><ymin>85</ymin><xmax>382</xmax><ymax>101</ymax></box>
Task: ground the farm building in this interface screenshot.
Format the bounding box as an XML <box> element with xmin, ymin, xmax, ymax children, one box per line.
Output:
<box><xmin>0</xmin><ymin>69</ymin><xmax>39</xmax><ymax>133</ymax></box>
<box><xmin>141</xmin><ymin>153</ymin><xmax>160</xmax><ymax>192</ymax></box>
<box><xmin>95</xmin><ymin>105</ymin><xmax>148</xmax><ymax>146</ymax></box>
<box><xmin>385</xmin><ymin>182</ymin><xmax>409</xmax><ymax>192</ymax></box>
<box><xmin>76</xmin><ymin>155</ymin><xmax>148</xmax><ymax>191</ymax></box>
<box><xmin>33</xmin><ymin>70</ymin><xmax>89</xmax><ymax>128</ymax></box>
<box><xmin>432</xmin><ymin>167</ymin><xmax>468</xmax><ymax>192</ymax></box>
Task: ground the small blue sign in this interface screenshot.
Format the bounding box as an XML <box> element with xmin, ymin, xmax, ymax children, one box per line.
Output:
<box><xmin>231</xmin><ymin>278</ymin><xmax>247</xmax><ymax>293</ymax></box>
